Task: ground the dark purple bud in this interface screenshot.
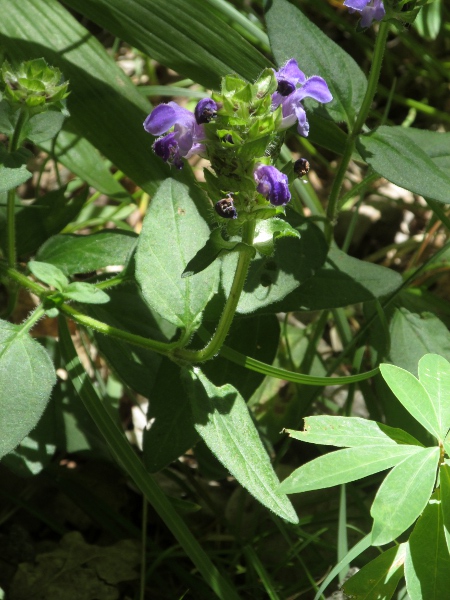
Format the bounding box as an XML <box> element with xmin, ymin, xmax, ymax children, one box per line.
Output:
<box><xmin>293</xmin><ymin>158</ymin><xmax>310</xmax><ymax>177</ymax></box>
<box><xmin>195</xmin><ymin>98</ymin><xmax>218</xmax><ymax>124</ymax></box>
<box><xmin>253</xmin><ymin>164</ymin><xmax>291</xmax><ymax>206</ymax></box>
<box><xmin>222</xmin><ymin>134</ymin><xmax>234</xmax><ymax>144</ymax></box>
<box><xmin>215</xmin><ymin>196</ymin><xmax>237</xmax><ymax>219</ymax></box>
<box><xmin>276</xmin><ymin>79</ymin><xmax>296</xmax><ymax>97</ymax></box>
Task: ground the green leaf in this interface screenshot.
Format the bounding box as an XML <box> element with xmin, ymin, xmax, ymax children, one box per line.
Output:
<box><xmin>414</xmin><ymin>0</ymin><xmax>442</xmax><ymax>40</ymax></box>
<box><xmin>279</xmin><ymin>445</ymin><xmax>422</xmax><ymax>494</ymax></box>
<box><xmin>357</xmin><ymin>126</ymin><xmax>450</xmax><ymax>204</ymax></box>
<box><xmin>439</xmin><ymin>464</ymin><xmax>450</xmax><ymax>554</ymax></box>
<box><xmin>185</xmin><ymin>368</ymin><xmax>298</xmax><ymax>524</ymax></box>
<box><xmin>0</xmin><ymin>320</ymin><xmax>56</xmax><ymax>458</ymax></box>
<box><xmin>249</xmin><ymin>247</ymin><xmax>403</xmax><ymax>314</ymax></box>
<box><xmin>223</xmin><ymin>220</ymin><xmax>328</xmax><ymax>315</ymax></box>
<box><xmin>398</xmin><ymin>127</ymin><xmax>450</xmax><ymax>173</ymax></box>
<box><xmin>135</xmin><ymin>179</ymin><xmax>220</xmax><ymax>332</ymax></box>
<box><xmin>63</xmin><ymin>282</ymin><xmax>110</xmax><ymax>304</ymax></box>
<box><xmin>0</xmin><ymin>0</ymin><xmax>176</xmax><ymax>197</ymax></box>
<box><xmin>0</xmin><ymin>99</ymin><xmax>14</xmax><ymax>136</ymax></box>
<box><xmin>253</xmin><ymin>218</ymin><xmax>300</xmax><ymax>256</ymax></box>
<box><xmin>182</xmin><ymin>228</ymin><xmax>254</xmax><ymax>278</ymax></box>
<box><xmin>371</xmin><ymin>447</ymin><xmax>439</xmax><ymax>546</ymax></box>
<box><xmin>343</xmin><ymin>543</ymin><xmax>407</xmax><ymax>600</ymax></box>
<box><xmin>40</xmin><ymin>128</ymin><xmax>131</xmax><ymax>200</ymax></box>
<box><xmin>143</xmin><ymin>358</ymin><xmax>199</xmax><ymax>473</ymax></box>
<box><xmin>22</xmin><ymin>110</ymin><xmax>65</xmax><ymax>143</ymax></box>
<box><xmin>286</xmin><ymin>416</ymin><xmax>422</xmax><ymax>448</ymax></box>
<box><xmin>405</xmin><ymin>492</ymin><xmax>450</xmax><ymax>599</ymax></box>
<box><xmin>265</xmin><ymin>0</ymin><xmax>367</xmax><ymax>127</ymax></box>
<box><xmin>36</xmin><ymin>231</ymin><xmax>137</xmax><ymax>276</ymax></box>
<box><xmin>389</xmin><ymin>308</ymin><xmax>450</xmax><ymax>377</ymax></box>
<box><xmin>380</xmin><ymin>363</ymin><xmax>441</xmax><ymax>441</ymax></box>
<box><xmin>418</xmin><ymin>354</ymin><xmax>450</xmax><ymax>442</ymax></box>
<box><xmin>0</xmin><ymin>146</ymin><xmax>32</xmax><ymax>193</ymax></box>
<box><xmin>61</xmin><ymin>0</ymin><xmax>269</xmax><ymax>90</ymax></box>
<box><xmin>28</xmin><ymin>260</ymin><xmax>68</xmax><ymax>291</ymax></box>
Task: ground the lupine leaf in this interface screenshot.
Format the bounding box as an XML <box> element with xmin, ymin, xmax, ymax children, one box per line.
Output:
<box><xmin>286</xmin><ymin>416</ymin><xmax>422</xmax><ymax>448</ymax></box>
<box><xmin>265</xmin><ymin>0</ymin><xmax>367</xmax><ymax>127</ymax></box>
<box><xmin>380</xmin><ymin>364</ymin><xmax>441</xmax><ymax>441</ymax></box>
<box><xmin>135</xmin><ymin>178</ymin><xmax>220</xmax><ymax>332</ymax></box>
<box><xmin>279</xmin><ymin>445</ymin><xmax>423</xmax><ymax>494</ymax></box>
<box><xmin>405</xmin><ymin>492</ymin><xmax>450</xmax><ymax>599</ymax></box>
<box><xmin>417</xmin><ymin>354</ymin><xmax>450</xmax><ymax>441</ymax></box>
<box><xmin>0</xmin><ymin>320</ymin><xmax>56</xmax><ymax>459</ymax></box>
<box><xmin>343</xmin><ymin>543</ymin><xmax>407</xmax><ymax>600</ymax></box>
<box><xmin>439</xmin><ymin>464</ymin><xmax>450</xmax><ymax>554</ymax></box>
<box><xmin>186</xmin><ymin>368</ymin><xmax>298</xmax><ymax>524</ymax></box>
<box><xmin>357</xmin><ymin>126</ymin><xmax>450</xmax><ymax>204</ymax></box>
<box><xmin>371</xmin><ymin>447</ymin><xmax>439</xmax><ymax>546</ymax></box>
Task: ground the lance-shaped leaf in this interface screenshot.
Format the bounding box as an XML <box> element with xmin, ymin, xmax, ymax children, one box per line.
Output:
<box><xmin>279</xmin><ymin>445</ymin><xmax>423</xmax><ymax>494</ymax></box>
<box><xmin>371</xmin><ymin>447</ymin><xmax>439</xmax><ymax>546</ymax></box>
<box><xmin>286</xmin><ymin>416</ymin><xmax>422</xmax><ymax>448</ymax></box>
<box><xmin>357</xmin><ymin>126</ymin><xmax>450</xmax><ymax>204</ymax></box>
<box><xmin>0</xmin><ymin>320</ymin><xmax>56</xmax><ymax>458</ymax></box>
<box><xmin>343</xmin><ymin>543</ymin><xmax>407</xmax><ymax>600</ymax></box>
<box><xmin>418</xmin><ymin>354</ymin><xmax>450</xmax><ymax>441</ymax></box>
<box><xmin>405</xmin><ymin>492</ymin><xmax>450</xmax><ymax>599</ymax></box>
<box><xmin>439</xmin><ymin>464</ymin><xmax>450</xmax><ymax>554</ymax></box>
<box><xmin>135</xmin><ymin>179</ymin><xmax>220</xmax><ymax>332</ymax></box>
<box><xmin>380</xmin><ymin>363</ymin><xmax>441</xmax><ymax>441</ymax></box>
<box><xmin>185</xmin><ymin>368</ymin><xmax>298</xmax><ymax>524</ymax></box>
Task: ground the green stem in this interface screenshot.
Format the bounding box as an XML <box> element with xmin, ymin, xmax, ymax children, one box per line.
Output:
<box><xmin>7</xmin><ymin>107</ymin><xmax>29</xmax><ymax>269</ymax></box>
<box><xmin>58</xmin><ymin>316</ymin><xmax>241</xmax><ymax>600</ymax></box>
<box><xmin>18</xmin><ymin>303</ymin><xmax>46</xmax><ymax>334</ymax></box>
<box><xmin>175</xmin><ymin>220</ymin><xmax>256</xmax><ymax>363</ymax></box>
<box><xmin>326</xmin><ymin>21</ymin><xmax>389</xmax><ymax>242</ymax></box>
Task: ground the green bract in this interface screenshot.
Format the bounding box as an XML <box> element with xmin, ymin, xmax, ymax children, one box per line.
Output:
<box><xmin>0</xmin><ymin>57</ymin><xmax>69</xmax><ymax>113</ymax></box>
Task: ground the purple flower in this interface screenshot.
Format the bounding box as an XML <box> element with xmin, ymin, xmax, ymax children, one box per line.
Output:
<box><xmin>195</xmin><ymin>98</ymin><xmax>218</xmax><ymax>124</ymax></box>
<box><xmin>143</xmin><ymin>101</ymin><xmax>206</xmax><ymax>169</ymax></box>
<box><xmin>254</xmin><ymin>164</ymin><xmax>291</xmax><ymax>206</ymax></box>
<box><xmin>272</xmin><ymin>59</ymin><xmax>333</xmax><ymax>137</ymax></box>
<box><xmin>344</xmin><ymin>0</ymin><xmax>385</xmax><ymax>27</ymax></box>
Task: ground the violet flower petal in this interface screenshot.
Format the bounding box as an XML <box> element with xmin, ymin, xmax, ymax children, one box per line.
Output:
<box><xmin>344</xmin><ymin>0</ymin><xmax>370</xmax><ymax>10</ymax></box>
<box><xmin>254</xmin><ymin>164</ymin><xmax>291</xmax><ymax>206</ymax></box>
<box><xmin>144</xmin><ymin>101</ymin><xmax>196</xmax><ymax>136</ymax></box>
<box><xmin>295</xmin><ymin>76</ymin><xmax>333</xmax><ymax>104</ymax></box>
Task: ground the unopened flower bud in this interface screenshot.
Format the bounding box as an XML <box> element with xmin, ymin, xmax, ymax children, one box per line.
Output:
<box><xmin>215</xmin><ymin>196</ymin><xmax>237</xmax><ymax>219</ymax></box>
<box><xmin>293</xmin><ymin>158</ymin><xmax>310</xmax><ymax>177</ymax></box>
<box><xmin>195</xmin><ymin>98</ymin><xmax>218</xmax><ymax>124</ymax></box>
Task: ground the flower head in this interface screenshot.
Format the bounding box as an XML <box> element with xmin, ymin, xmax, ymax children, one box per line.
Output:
<box><xmin>143</xmin><ymin>101</ymin><xmax>206</xmax><ymax>169</ymax></box>
<box><xmin>344</xmin><ymin>0</ymin><xmax>385</xmax><ymax>27</ymax></box>
<box><xmin>254</xmin><ymin>164</ymin><xmax>291</xmax><ymax>206</ymax></box>
<box><xmin>272</xmin><ymin>59</ymin><xmax>333</xmax><ymax>137</ymax></box>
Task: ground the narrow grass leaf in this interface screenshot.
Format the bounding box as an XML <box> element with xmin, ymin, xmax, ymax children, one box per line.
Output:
<box><xmin>135</xmin><ymin>179</ymin><xmax>220</xmax><ymax>332</ymax></box>
<box><xmin>279</xmin><ymin>445</ymin><xmax>422</xmax><ymax>494</ymax></box>
<box><xmin>186</xmin><ymin>368</ymin><xmax>298</xmax><ymax>524</ymax></box>
<box><xmin>380</xmin><ymin>363</ymin><xmax>440</xmax><ymax>440</ymax></box>
<box><xmin>286</xmin><ymin>416</ymin><xmax>422</xmax><ymax>448</ymax></box>
<box><xmin>405</xmin><ymin>492</ymin><xmax>450</xmax><ymax>599</ymax></box>
<box><xmin>371</xmin><ymin>447</ymin><xmax>439</xmax><ymax>546</ymax></box>
<box><xmin>343</xmin><ymin>543</ymin><xmax>407</xmax><ymax>600</ymax></box>
<box><xmin>0</xmin><ymin>320</ymin><xmax>56</xmax><ymax>458</ymax></box>
<box><xmin>418</xmin><ymin>354</ymin><xmax>450</xmax><ymax>441</ymax></box>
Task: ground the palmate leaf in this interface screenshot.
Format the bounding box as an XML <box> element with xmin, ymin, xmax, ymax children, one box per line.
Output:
<box><xmin>185</xmin><ymin>368</ymin><xmax>298</xmax><ymax>524</ymax></box>
<box><xmin>371</xmin><ymin>447</ymin><xmax>440</xmax><ymax>546</ymax></box>
<box><xmin>279</xmin><ymin>445</ymin><xmax>423</xmax><ymax>494</ymax></box>
<box><xmin>0</xmin><ymin>320</ymin><xmax>56</xmax><ymax>458</ymax></box>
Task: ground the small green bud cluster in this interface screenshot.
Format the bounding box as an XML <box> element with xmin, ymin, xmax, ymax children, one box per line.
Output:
<box><xmin>0</xmin><ymin>58</ymin><xmax>69</xmax><ymax>114</ymax></box>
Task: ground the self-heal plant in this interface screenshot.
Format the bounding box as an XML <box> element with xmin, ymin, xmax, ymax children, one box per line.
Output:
<box><xmin>344</xmin><ymin>0</ymin><xmax>386</xmax><ymax>28</ymax></box>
